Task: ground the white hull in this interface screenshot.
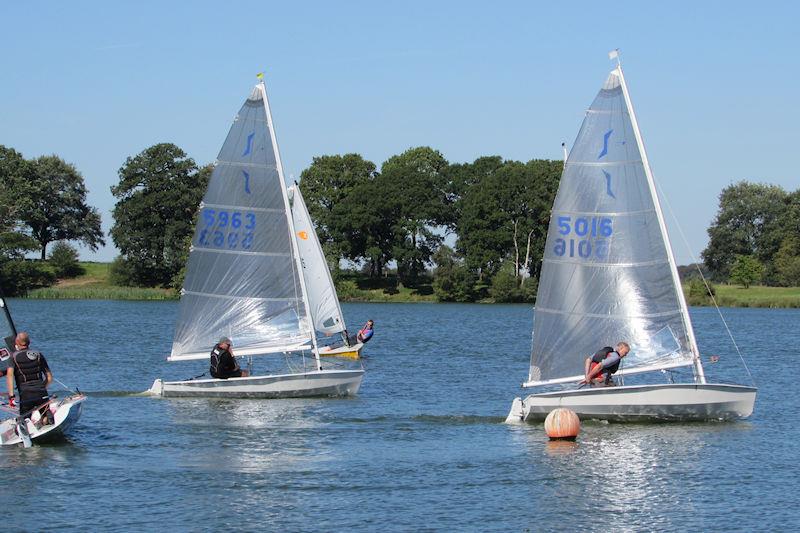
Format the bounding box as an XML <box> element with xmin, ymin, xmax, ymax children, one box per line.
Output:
<box><xmin>150</xmin><ymin>369</ymin><xmax>364</xmax><ymax>399</ymax></box>
<box><xmin>506</xmin><ymin>383</ymin><xmax>756</xmax><ymax>423</ymax></box>
<box><xmin>0</xmin><ymin>394</ymin><xmax>86</xmax><ymax>446</ymax></box>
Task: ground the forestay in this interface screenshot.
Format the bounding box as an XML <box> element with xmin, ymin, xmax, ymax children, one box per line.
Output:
<box><xmin>528</xmin><ymin>68</ymin><xmax>695</xmax><ymax>386</ymax></box>
<box><xmin>289</xmin><ymin>184</ymin><xmax>347</xmax><ymax>337</ymax></box>
<box><xmin>170</xmin><ymin>87</ymin><xmax>311</xmax><ymax>361</ymax></box>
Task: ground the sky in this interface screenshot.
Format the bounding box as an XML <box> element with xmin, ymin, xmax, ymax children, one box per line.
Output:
<box><xmin>1</xmin><ymin>1</ymin><xmax>798</xmax><ymax>265</ymax></box>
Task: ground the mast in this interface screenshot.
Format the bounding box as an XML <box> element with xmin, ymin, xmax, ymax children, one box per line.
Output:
<box><xmin>613</xmin><ymin>52</ymin><xmax>706</xmax><ymax>384</ymax></box>
<box><xmin>257</xmin><ymin>75</ymin><xmax>322</xmax><ymax>371</ymax></box>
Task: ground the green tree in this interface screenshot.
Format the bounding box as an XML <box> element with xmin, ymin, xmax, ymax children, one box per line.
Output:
<box><xmin>48</xmin><ymin>241</ymin><xmax>84</xmax><ymax>278</ymax></box>
<box><xmin>379</xmin><ymin>147</ymin><xmax>454</xmax><ymax>285</ymax></box>
<box><xmin>11</xmin><ymin>155</ymin><xmax>105</xmax><ymax>260</ymax></box>
<box><xmin>0</xmin><ymin>146</ymin><xmax>55</xmax><ymax>294</ymax></box>
<box><xmin>774</xmin><ymin>235</ymin><xmax>800</xmax><ymax>286</ymax></box>
<box><xmin>702</xmin><ymin>181</ymin><xmax>787</xmax><ymax>281</ymax></box>
<box><xmin>432</xmin><ymin>245</ymin><xmax>477</xmax><ymax>302</ymax></box>
<box><xmin>298</xmin><ymin>154</ymin><xmax>378</xmax><ymax>266</ymax></box>
<box><xmin>110</xmin><ymin>144</ymin><xmax>210</xmax><ymax>287</ymax></box>
<box><xmin>729</xmin><ymin>254</ymin><xmax>764</xmax><ymax>288</ymax></box>
<box><xmin>456</xmin><ymin>158</ymin><xmax>560</xmax><ymax>282</ymax></box>
<box><xmin>490</xmin><ymin>261</ymin><xmax>523</xmax><ymax>303</ymax></box>
<box><xmin>686</xmin><ymin>278</ymin><xmax>716</xmax><ymax>306</ymax></box>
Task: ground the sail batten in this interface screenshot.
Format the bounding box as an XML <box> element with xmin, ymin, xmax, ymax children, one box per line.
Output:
<box><xmin>543</xmin><ymin>257</ymin><xmax>669</xmax><ymax>268</ymax></box>
<box><xmin>528</xmin><ymin>66</ymin><xmax>696</xmax><ymax>385</ymax></box>
<box><xmin>534</xmin><ymin>307</ymin><xmax>682</xmax><ymax>319</ymax></box>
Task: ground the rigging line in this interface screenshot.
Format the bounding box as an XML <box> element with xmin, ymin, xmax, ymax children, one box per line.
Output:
<box><xmin>653</xmin><ymin>178</ymin><xmax>756</xmax><ymax>387</ymax></box>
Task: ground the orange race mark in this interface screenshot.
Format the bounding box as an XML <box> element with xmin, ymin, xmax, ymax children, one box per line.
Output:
<box><xmin>297</xmin><ymin>231</ymin><xmax>309</xmax><ymax>240</ymax></box>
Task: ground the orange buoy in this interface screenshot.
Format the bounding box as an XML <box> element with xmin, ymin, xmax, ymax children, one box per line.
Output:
<box><xmin>544</xmin><ymin>408</ymin><xmax>580</xmax><ymax>441</ymax></box>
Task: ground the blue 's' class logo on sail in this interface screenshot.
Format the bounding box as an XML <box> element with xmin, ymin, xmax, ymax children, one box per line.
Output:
<box><xmin>598</xmin><ymin>129</ymin><xmax>616</xmax><ymax>199</ymax></box>
<box><xmin>242</xmin><ymin>132</ymin><xmax>255</xmax><ymax>156</ymax></box>
<box><xmin>242</xmin><ymin>170</ymin><xmax>251</xmax><ymax>194</ymax></box>
<box><xmin>598</xmin><ymin>129</ymin><xmax>613</xmax><ymax>159</ymax></box>
<box><xmin>602</xmin><ymin>170</ymin><xmax>616</xmax><ymax>199</ymax></box>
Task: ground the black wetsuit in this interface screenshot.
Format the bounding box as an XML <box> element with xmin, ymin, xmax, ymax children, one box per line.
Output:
<box><xmin>11</xmin><ymin>348</ymin><xmax>50</xmax><ymax>418</ymax></box>
<box><xmin>209</xmin><ymin>345</ymin><xmax>242</xmax><ymax>379</ymax></box>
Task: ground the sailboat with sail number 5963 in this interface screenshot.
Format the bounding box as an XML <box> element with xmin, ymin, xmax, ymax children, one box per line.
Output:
<box><xmin>506</xmin><ymin>52</ymin><xmax>756</xmax><ymax>423</ymax></box>
<box><xmin>149</xmin><ymin>75</ymin><xmax>363</xmax><ymax>398</ymax></box>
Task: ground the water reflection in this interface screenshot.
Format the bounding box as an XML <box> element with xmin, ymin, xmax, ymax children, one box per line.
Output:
<box><xmin>512</xmin><ymin>421</ymin><xmax>752</xmax><ymax>531</ymax></box>
<box><xmin>164</xmin><ymin>398</ymin><xmax>331</xmax><ymax>474</ymax></box>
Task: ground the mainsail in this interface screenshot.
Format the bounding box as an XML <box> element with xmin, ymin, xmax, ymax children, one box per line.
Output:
<box><xmin>527</xmin><ymin>67</ymin><xmax>697</xmax><ymax>386</ymax></box>
<box><xmin>0</xmin><ymin>296</ymin><xmax>16</xmax><ymax>353</ymax></box>
<box><xmin>289</xmin><ymin>184</ymin><xmax>347</xmax><ymax>337</ymax></box>
<box><xmin>170</xmin><ymin>86</ymin><xmax>312</xmax><ymax>361</ymax></box>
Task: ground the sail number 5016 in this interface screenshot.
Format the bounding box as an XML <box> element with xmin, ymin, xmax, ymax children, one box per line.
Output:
<box><xmin>553</xmin><ymin>216</ymin><xmax>613</xmax><ymax>259</ymax></box>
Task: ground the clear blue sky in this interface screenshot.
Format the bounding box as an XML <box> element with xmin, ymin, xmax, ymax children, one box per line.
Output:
<box><xmin>2</xmin><ymin>1</ymin><xmax>798</xmax><ymax>264</ymax></box>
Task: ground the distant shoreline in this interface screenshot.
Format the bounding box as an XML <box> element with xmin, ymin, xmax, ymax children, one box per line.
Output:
<box><xmin>21</xmin><ymin>262</ymin><xmax>800</xmax><ymax>308</ymax></box>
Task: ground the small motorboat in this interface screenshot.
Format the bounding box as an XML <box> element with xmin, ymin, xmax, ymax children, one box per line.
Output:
<box><xmin>0</xmin><ymin>393</ymin><xmax>86</xmax><ymax>446</ymax></box>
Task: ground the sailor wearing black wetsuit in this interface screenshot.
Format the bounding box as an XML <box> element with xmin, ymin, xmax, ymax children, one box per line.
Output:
<box><xmin>209</xmin><ymin>337</ymin><xmax>244</xmax><ymax>379</ymax></box>
<box><xmin>6</xmin><ymin>332</ymin><xmax>53</xmax><ymax>423</ymax></box>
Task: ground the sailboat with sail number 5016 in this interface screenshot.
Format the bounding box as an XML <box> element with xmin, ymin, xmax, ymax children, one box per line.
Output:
<box><xmin>506</xmin><ymin>52</ymin><xmax>756</xmax><ymax>423</ymax></box>
<box><xmin>149</xmin><ymin>75</ymin><xmax>363</xmax><ymax>398</ymax></box>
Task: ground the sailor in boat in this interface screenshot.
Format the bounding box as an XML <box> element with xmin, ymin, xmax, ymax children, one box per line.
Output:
<box><xmin>5</xmin><ymin>332</ymin><xmax>53</xmax><ymax>426</ymax></box>
<box><xmin>580</xmin><ymin>341</ymin><xmax>630</xmax><ymax>387</ymax></box>
<box><xmin>324</xmin><ymin>320</ymin><xmax>375</xmax><ymax>351</ymax></box>
<box><xmin>209</xmin><ymin>337</ymin><xmax>250</xmax><ymax>379</ymax></box>
<box><xmin>352</xmin><ymin>320</ymin><xmax>374</xmax><ymax>345</ymax></box>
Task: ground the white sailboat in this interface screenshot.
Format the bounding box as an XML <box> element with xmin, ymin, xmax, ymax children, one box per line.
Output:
<box><xmin>288</xmin><ymin>183</ymin><xmax>363</xmax><ymax>360</ymax></box>
<box><xmin>0</xmin><ymin>295</ymin><xmax>85</xmax><ymax>446</ymax></box>
<box><xmin>150</xmin><ymin>76</ymin><xmax>363</xmax><ymax>398</ymax></box>
<box><xmin>506</xmin><ymin>53</ymin><xmax>756</xmax><ymax>423</ymax></box>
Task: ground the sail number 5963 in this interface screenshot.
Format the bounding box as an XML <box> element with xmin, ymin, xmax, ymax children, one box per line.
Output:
<box><xmin>553</xmin><ymin>216</ymin><xmax>613</xmax><ymax>259</ymax></box>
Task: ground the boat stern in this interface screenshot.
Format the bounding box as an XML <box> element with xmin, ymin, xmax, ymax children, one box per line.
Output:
<box><xmin>505</xmin><ymin>397</ymin><xmax>526</xmax><ymax>424</ymax></box>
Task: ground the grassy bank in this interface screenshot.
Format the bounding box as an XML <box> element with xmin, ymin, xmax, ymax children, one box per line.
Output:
<box><xmin>26</xmin><ymin>262</ymin><xmax>176</xmax><ymax>300</ymax></box>
<box><xmin>698</xmin><ymin>284</ymin><xmax>800</xmax><ymax>308</ymax></box>
<box><xmin>22</xmin><ymin>262</ymin><xmax>800</xmax><ymax>307</ymax></box>
<box><xmin>335</xmin><ymin>273</ymin><xmax>437</xmax><ymax>303</ymax></box>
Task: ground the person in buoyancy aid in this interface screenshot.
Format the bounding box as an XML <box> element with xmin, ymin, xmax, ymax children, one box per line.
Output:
<box><xmin>209</xmin><ymin>337</ymin><xmax>249</xmax><ymax>379</ymax></box>
<box><xmin>5</xmin><ymin>332</ymin><xmax>54</xmax><ymax>426</ymax></box>
<box><xmin>581</xmin><ymin>341</ymin><xmax>631</xmax><ymax>386</ymax></box>
<box><xmin>344</xmin><ymin>320</ymin><xmax>374</xmax><ymax>347</ymax></box>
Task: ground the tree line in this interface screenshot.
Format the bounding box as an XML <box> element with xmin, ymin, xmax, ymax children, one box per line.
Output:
<box><xmin>2</xmin><ymin>141</ymin><xmax>799</xmax><ymax>299</ymax></box>
<box><xmin>702</xmin><ymin>181</ymin><xmax>800</xmax><ymax>287</ymax></box>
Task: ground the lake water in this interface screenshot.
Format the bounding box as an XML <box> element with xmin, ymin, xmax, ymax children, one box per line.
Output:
<box><xmin>2</xmin><ymin>300</ymin><xmax>798</xmax><ymax>531</ymax></box>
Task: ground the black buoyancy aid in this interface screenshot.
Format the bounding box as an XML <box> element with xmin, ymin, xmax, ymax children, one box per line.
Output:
<box><xmin>209</xmin><ymin>345</ymin><xmax>233</xmax><ymax>377</ymax></box>
<box><xmin>210</xmin><ymin>346</ymin><xmax>223</xmax><ymax>376</ymax></box>
<box><xmin>12</xmin><ymin>349</ymin><xmax>47</xmax><ymax>392</ymax></box>
<box><xmin>591</xmin><ymin>347</ymin><xmax>622</xmax><ymax>375</ymax></box>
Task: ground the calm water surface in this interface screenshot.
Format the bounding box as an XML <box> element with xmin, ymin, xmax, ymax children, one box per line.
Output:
<box><xmin>2</xmin><ymin>300</ymin><xmax>798</xmax><ymax>531</ymax></box>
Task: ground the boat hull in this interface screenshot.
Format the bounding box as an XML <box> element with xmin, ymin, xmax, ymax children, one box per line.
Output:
<box><xmin>152</xmin><ymin>369</ymin><xmax>364</xmax><ymax>399</ymax></box>
<box><xmin>318</xmin><ymin>342</ymin><xmax>363</xmax><ymax>360</ymax></box>
<box><xmin>507</xmin><ymin>383</ymin><xmax>756</xmax><ymax>423</ymax></box>
<box><xmin>0</xmin><ymin>394</ymin><xmax>86</xmax><ymax>446</ymax></box>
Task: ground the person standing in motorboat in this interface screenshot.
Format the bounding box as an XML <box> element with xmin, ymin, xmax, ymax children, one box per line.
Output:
<box><xmin>581</xmin><ymin>341</ymin><xmax>630</xmax><ymax>386</ymax></box>
<box><xmin>209</xmin><ymin>337</ymin><xmax>249</xmax><ymax>379</ymax></box>
<box><xmin>5</xmin><ymin>332</ymin><xmax>53</xmax><ymax>425</ymax></box>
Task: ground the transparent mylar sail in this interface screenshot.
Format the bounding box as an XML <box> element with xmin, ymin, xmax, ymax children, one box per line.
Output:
<box><xmin>528</xmin><ymin>69</ymin><xmax>695</xmax><ymax>385</ymax></box>
<box><xmin>0</xmin><ymin>297</ymin><xmax>16</xmax><ymax>352</ymax></box>
<box><xmin>170</xmin><ymin>87</ymin><xmax>310</xmax><ymax>361</ymax></box>
<box><xmin>289</xmin><ymin>184</ymin><xmax>346</xmax><ymax>337</ymax></box>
